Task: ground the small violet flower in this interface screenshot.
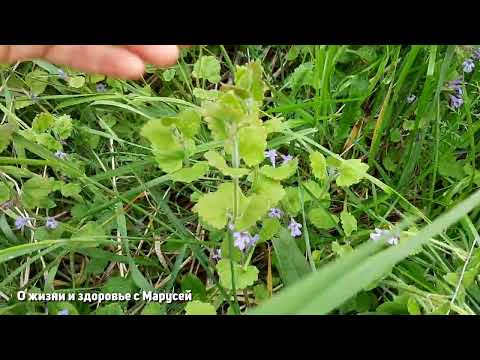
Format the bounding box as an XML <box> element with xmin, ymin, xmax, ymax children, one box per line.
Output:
<box><xmin>96</xmin><ymin>83</ymin><xmax>107</xmax><ymax>93</ymax></box>
<box><xmin>264</xmin><ymin>149</ymin><xmax>277</xmax><ymax>167</ymax></box>
<box><xmin>288</xmin><ymin>218</ymin><xmax>302</xmax><ymax>238</ymax></box>
<box><xmin>54</xmin><ymin>150</ymin><xmax>67</xmax><ymax>160</ymax></box>
<box><xmin>406</xmin><ymin>94</ymin><xmax>416</xmax><ymax>103</ymax></box>
<box><xmin>370</xmin><ymin>228</ymin><xmax>399</xmax><ymax>246</ymax></box>
<box><xmin>463</xmin><ymin>59</ymin><xmax>475</xmax><ymax>73</ymax></box>
<box><xmin>233</xmin><ymin>231</ymin><xmax>259</xmax><ymax>252</ymax></box>
<box><xmin>58</xmin><ymin>309</ymin><xmax>69</xmax><ymax>315</ymax></box>
<box><xmin>473</xmin><ymin>48</ymin><xmax>480</xmax><ymax>61</ymax></box>
<box><xmin>45</xmin><ymin>217</ymin><xmax>59</xmax><ymax>230</ymax></box>
<box><xmin>450</xmin><ymin>95</ymin><xmax>464</xmax><ymax>109</ymax></box>
<box><xmin>58</xmin><ymin>69</ymin><xmax>69</xmax><ymax>81</ymax></box>
<box><xmin>268</xmin><ymin>208</ymin><xmax>283</xmax><ymax>219</ymax></box>
<box><xmin>280</xmin><ymin>154</ymin><xmax>293</xmax><ymax>165</ymax></box>
<box><xmin>15</xmin><ymin>216</ymin><xmax>31</xmax><ymax>230</ymax></box>
<box><xmin>212</xmin><ymin>248</ymin><xmax>222</xmax><ymax>261</ymax></box>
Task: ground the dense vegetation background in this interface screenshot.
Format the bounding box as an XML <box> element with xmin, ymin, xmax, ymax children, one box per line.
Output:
<box><xmin>1</xmin><ymin>45</ymin><xmax>480</xmax><ymax>315</ymax></box>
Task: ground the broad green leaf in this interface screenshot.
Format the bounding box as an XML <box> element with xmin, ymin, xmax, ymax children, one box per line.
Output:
<box><xmin>260</xmin><ymin>158</ymin><xmax>298</xmax><ymax>181</ymax></box>
<box><xmin>162</xmin><ymin>68</ymin><xmax>176</xmax><ymax>82</ymax></box>
<box><xmin>308</xmin><ymin>207</ymin><xmax>339</xmax><ymax>230</ymax></box>
<box><xmin>280</xmin><ymin>187</ymin><xmax>301</xmax><ymax>217</ymax></box>
<box><xmin>194</xmin><ymin>182</ymin><xmax>246</xmax><ymax>229</ymax></box>
<box><xmin>235</xmin><ymin>194</ymin><xmax>270</xmax><ymax>231</ymax></box>
<box><xmin>170</xmin><ymin>162</ymin><xmax>209</xmax><ymax>183</ymax></box>
<box><xmin>239</xmin><ymin>125</ymin><xmax>267</xmax><ymax>166</ymax></box>
<box><xmin>72</xmin><ymin>222</ymin><xmax>105</xmax><ymax>245</ymax></box>
<box><xmin>192</xmin><ymin>56</ymin><xmax>221</xmax><ymax>84</ymax></box>
<box><xmin>390</xmin><ymin>128</ymin><xmax>402</xmax><ymax>143</ymax></box>
<box><xmin>25</xmin><ymin>69</ymin><xmax>49</xmax><ymax>95</ymax></box>
<box><xmin>34</xmin><ymin>133</ymin><xmax>61</xmax><ymax>151</ymax></box>
<box><xmin>336</xmin><ymin>159</ymin><xmax>369</xmax><ymax>187</ymax></box>
<box><xmin>272</xmin><ymin>228</ymin><xmax>311</xmax><ymax>286</ymax></box>
<box><xmin>310</xmin><ymin>151</ymin><xmax>327</xmax><ymax>180</ymax></box>
<box><xmin>68</xmin><ymin>76</ymin><xmax>85</xmax><ymax>88</ymax></box>
<box><xmin>340</xmin><ymin>210</ymin><xmax>357</xmax><ymax>236</ymax></box>
<box><xmin>87</xmin><ymin>74</ymin><xmax>105</xmax><ymax>83</ymax></box>
<box><xmin>287</xmin><ymin>62</ymin><xmax>314</xmax><ymax>91</ymax></box>
<box><xmin>235</xmin><ymin>61</ymin><xmax>266</xmax><ymax>103</ymax></box>
<box><xmin>181</xmin><ymin>274</ymin><xmax>206</xmax><ymax>301</ymax></box>
<box><xmin>141</xmin><ymin>119</ymin><xmax>184</xmax><ymax>173</ymax></box>
<box><xmin>0</xmin><ymin>123</ymin><xmax>15</xmax><ymax>153</ymax></box>
<box><xmin>202</xmin><ymin>93</ymin><xmax>245</xmax><ymax>140</ymax></box>
<box><xmin>251</xmin><ymin>174</ymin><xmax>285</xmax><ymax>206</ymax></box>
<box><xmin>407</xmin><ymin>296</ymin><xmax>422</xmax><ymax>315</ymax></box>
<box><xmin>204</xmin><ymin>150</ymin><xmax>249</xmax><ymax>178</ymax></box>
<box><xmin>259</xmin><ymin>218</ymin><xmax>281</xmax><ymax>242</ymax></box>
<box><xmin>264</xmin><ymin>117</ymin><xmax>283</xmax><ymax>134</ymax></box>
<box><xmin>216</xmin><ymin>259</ymin><xmax>259</xmax><ymax>290</ymax></box>
<box><xmin>162</xmin><ymin>108</ymin><xmax>201</xmax><ymax>139</ymax></box>
<box><xmin>332</xmin><ymin>241</ymin><xmax>353</xmax><ymax>257</ymax></box>
<box><xmin>53</xmin><ymin>114</ymin><xmax>73</xmax><ymax>140</ymax></box>
<box><xmin>32</xmin><ymin>113</ymin><xmax>54</xmax><ymax>133</ymax></box>
<box><xmin>61</xmin><ymin>183</ymin><xmax>82</xmax><ymax>198</ymax></box>
<box><xmin>193</xmin><ymin>88</ymin><xmax>220</xmax><ymax>101</ymax></box>
<box><xmin>185</xmin><ymin>300</ymin><xmax>216</xmax><ymax>315</ymax></box>
<box><xmin>21</xmin><ymin>176</ymin><xmax>55</xmax><ymax>209</ymax></box>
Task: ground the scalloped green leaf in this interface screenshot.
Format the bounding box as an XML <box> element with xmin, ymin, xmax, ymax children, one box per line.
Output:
<box><xmin>340</xmin><ymin>210</ymin><xmax>357</xmax><ymax>236</ymax></box>
<box><xmin>193</xmin><ymin>182</ymin><xmax>246</xmax><ymax>229</ymax></box>
<box><xmin>239</xmin><ymin>125</ymin><xmax>267</xmax><ymax>167</ymax></box>
<box><xmin>251</xmin><ymin>174</ymin><xmax>285</xmax><ymax>206</ymax></box>
<box><xmin>260</xmin><ymin>158</ymin><xmax>298</xmax><ymax>180</ymax></box>
<box><xmin>235</xmin><ymin>194</ymin><xmax>271</xmax><ymax>231</ymax></box>
<box><xmin>25</xmin><ymin>69</ymin><xmax>49</xmax><ymax>95</ymax></box>
<box><xmin>204</xmin><ymin>150</ymin><xmax>249</xmax><ymax>178</ymax></box>
<box><xmin>308</xmin><ymin>207</ymin><xmax>339</xmax><ymax>230</ymax></box>
<box><xmin>192</xmin><ymin>56</ymin><xmax>221</xmax><ymax>84</ymax></box>
<box><xmin>170</xmin><ymin>162</ymin><xmax>209</xmax><ymax>183</ymax></box>
<box><xmin>235</xmin><ymin>61</ymin><xmax>266</xmax><ymax>103</ymax></box>
<box><xmin>259</xmin><ymin>218</ymin><xmax>281</xmax><ymax>242</ymax></box>
<box><xmin>280</xmin><ymin>187</ymin><xmax>301</xmax><ymax>217</ymax></box>
<box><xmin>336</xmin><ymin>159</ymin><xmax>369</xmax><ymax>187</ymax></box>
<box><xmin>141</xmin><ymin>119</ymin><xmax>184</xmax><ymax>173</ymax></box>
<box><xmin>310</xmin><ymin>151</ymin><xmax>327</xmax><ymax>180</ymax></box>
<box><xmin>53</xmin><ymin>115</ymin><xmax>73</xmax><ymax>140</ymax></box>
<box><xmin>216</xmin><ymin>259</ymin><xmax>259</xmax><ymax>290</ymax></box>
<box><xmin>68</xmin><ymin>76</ymin><xmax>85</xmax><ymax>88</ymax></box>
<box><xmin>32</xmin><ymin>113</ymin><xmax>54</xmax><ymax>133</ymax></box>
<box><xmin>0</xmin><ymin>183</ymin><xmax>10</xmax><ymax>203</ymax></box>
<box><xmin>21</xmin><ymin>176</ymin><xmax>56</xmax><ymax>209</ymax></box>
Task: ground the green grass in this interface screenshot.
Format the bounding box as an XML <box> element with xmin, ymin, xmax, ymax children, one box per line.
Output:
<box><xmin>1</xmin><ymin>45</ymin><xmax>480</xmax><ymax>315</ymax></box>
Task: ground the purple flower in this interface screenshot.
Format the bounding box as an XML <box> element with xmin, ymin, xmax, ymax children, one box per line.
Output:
<box><xmin>450</xmin><ymin>95</ymin><xmax>464</xmax><ymax>109</ymax></box>
<box><xmin>473</xmin><ymin>48</ymin><xmax>480</xmax><ymax>61</ymax></box>
<box><xmin>288</xmin><ymin>218</ymin><xmax>302</xmax><ymax>238</ymax></box>
<box><xmin>268</xmin><ymin>208</ymin><xmax>283</xmax><ymax>219</ymax></box>
<box><xmin>58</xmin><ymin>309</ymin><xmax>69</xmax><ymax>315</ymax></box>
<box><xmin>233</xmin><ymin>231</ymin><xmax>259</xmax><ymax>251</ymax></box>
<box><xmin>246</xmin><ymin>234</ymin><xmax>259</xmax><ymax>249</ymax></box>
<box><xmin>463</xmin><ymin>59</ymin><xmax>475</xmax><ymax>73</ymax></box>
<box><xmin>369</xmin><ymin>228</ymin><xmax>389</xmax><ymax>242</ymax></box>
<box><xmin>264</xmin><ymin>149</ymin><xmax>277</xmax><ymax>167</ymax></box>
<box><xmin>15</xmin><ymin>216</ymin><xmax>31</xmax><ymax>230</ymax></box>
<box><xmin>406</xmin><ymin>94</ymin><xmax>416</xmax><ymax>103</ymax></box>
<box><xmin>54</xmin><ymin>150</ymin><xmax>67</xmax><ymax>160</ymax></box>
<box><xmin>233</xmin><ymin>231</ymin><xmax>250</xmax><ymax>251</ymax></box>
<box><xmin>370</xmin><ymin>228</ymin><xmax>399</xmax><ymax>246</ymax></box>
<box><xmin>46</xmin><ymin>217</ymin><xmax>59</xmax><ymax>230</ymax></box>
<box><xmin>96</xmin><ymin>83</ymin><xmax>107</xmax><ymax>92</ymax></box>
<box><xmin>58</xmin><ymin>69</ymin><xmax>69</xmax><ymax>81</ymax></box>
<box><xmin>212</xmin><ymin>248</ymin><xmax>222</xmax><ymax>261</ymax></box>
<box><xmin>280</xmin><ymin>154</ymin><xmax>293</xmax><ymax>165</ymax></box>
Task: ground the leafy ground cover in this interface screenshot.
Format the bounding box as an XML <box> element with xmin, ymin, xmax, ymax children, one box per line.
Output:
<box><xmin>1</xmin><ymin>45</ymin><xmax>480</xmax><ymax>315</ymax></box>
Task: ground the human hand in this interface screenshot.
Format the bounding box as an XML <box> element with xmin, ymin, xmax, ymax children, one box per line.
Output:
<box><xmin>0</xmin><ymin>45</ymin><xmax>182</xmax><ymax>79</ymax></box>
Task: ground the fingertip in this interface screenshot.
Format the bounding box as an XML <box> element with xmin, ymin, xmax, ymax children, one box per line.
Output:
<box><xmin>125</xmin><ymin>45</ymin><xmax>180</xmax><ymax>67</ymax></box>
